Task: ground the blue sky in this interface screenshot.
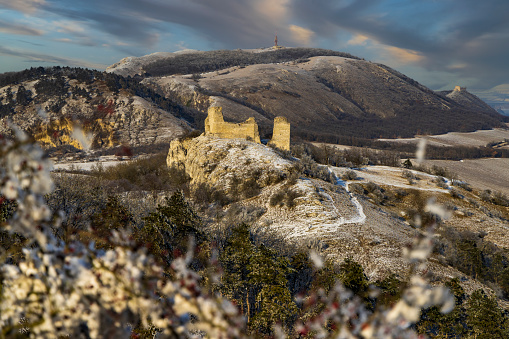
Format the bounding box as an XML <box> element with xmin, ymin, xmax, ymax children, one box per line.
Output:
<box><xmin>1</xmin><ymin>0</ymin><xmax>509</xmax><ymax>104</ymax></box>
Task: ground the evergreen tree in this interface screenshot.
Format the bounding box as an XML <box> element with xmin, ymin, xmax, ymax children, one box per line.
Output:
<box><xmin>140</xmin><ymin>191</ymin><xmax>206</xmax><ymax>268</ymax></box>
<box><xmin>416</xmin><ymin>278</ymin><xmax>467</xmax><ymax>338</ymax></box>
<box><xmin>403</xmin><ymin>158</ymin><xmax>413</xmax><ymax>169</ymax></box>
<box><xmin>0</xmin><ymin>198</ymin><xmax>24</xmax><ymax>264</ymax></box>
<box><xmin>248</xmin><ymin>244</ymin><xmax>298</xmax><ymax>334</ymax></box>
<box><xmin>375</xmin><ymin>274</ymin><xmax>404</xmax><ymax>308</ymax></box>
<box><xmin>338</xmin><ymin>257</ymin><xmax>369</xmax><ymax>296</ymax></box>
<box><xmin>219</xmin><ymin>223</ymin><xmax>256</xmax><ymax>320</ymax></box>
<box><xmin>89</xmin><ymin>196</ymin><xmax>134</xmax><ymax>249</ymax></box>
<box><xmin>5</xmin><ymin>87</ymin><xmax>13</xmax><ymax>104</ymax></box>
<box><xmin>15</xmin><ymin>85</ymin><xmax>31</xmax><ymax>105</ymax></box>
<box><xmin>466</xmin><ymin>289</ymin><xmax>509</xmax><ymax>338</ymax></box>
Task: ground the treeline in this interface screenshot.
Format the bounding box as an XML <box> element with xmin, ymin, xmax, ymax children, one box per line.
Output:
<box><xmin>290</xmin><ymin>142</ymin><xmax>402</xmax><ymax>168</ymax></box>
<box><xmin>141</xmin><ymin>48</ymin><xmax>361</xmax><ymax>77</ymax></box>
<box><xmin>287</xmin><ymin>140</ymin><xmax>509</xmax><ymax>170</ymax></box>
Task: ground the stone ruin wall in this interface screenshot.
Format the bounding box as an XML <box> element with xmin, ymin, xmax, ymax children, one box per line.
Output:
<box><xmin>204</xmin><ymin>106</ymin><xmax>261</xmax><ymax>143</ymax></box>
<box><xmin>204</xmin><ymin>106</ymin><xmax>290</xmax><ymax>150</ymax></box>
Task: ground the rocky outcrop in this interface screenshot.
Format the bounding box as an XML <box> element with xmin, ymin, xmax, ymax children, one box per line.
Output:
<box><xmin>167</xmin><ymin>135</ymin><xmax>293</xmax><ymax>188</ymax></box>
<box><xmin>440</xmin><ymin>86</ymin><xmax>497</xmax><ymax>112</ymax></box>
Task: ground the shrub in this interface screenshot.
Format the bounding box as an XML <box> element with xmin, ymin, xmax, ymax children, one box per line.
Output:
<box><xmin>192</xmin><ymin>182</ymin><xmax>230</xmax><ymax>207</ymax></box>
<box><xmin>348</xmin><ymin>183</ymin><xmax>365</xmax><ymax>195</ymax></box>
<box><xmin>269</xmin><ymin>188</ymin><xmax>303</xmax><ymax>209</ymax></box>
<box><xmin>480</xmin><ymin>189</ymin><xmax>492</xmax><ymax>202</ymax></box>
<box><xmin>433</xmin><ymin>176</ymin><xmax>449</xmax><ymax>189</ymax></box>
<box><xmin>238</xmin><ymin>178</ymin><xmax>261</xmax><ymax>199</ymax></box>
<box><xmin>449</xmin><ymin>188</ymin><xmax>464</xmax><ymax>199</ymax></box>
<box><xmin>90</xmin><ymin>153</ymin><xmax>190</xmax><ymax>192</ymax></box>
<box><xmin>453</xmin><ymin>180</ymin><xmax>472</xmax><ymax>192</ymax></box>
<box><xmin>492</xmin><ymin>191</ymin><xmax>509</xmax><ymax>207</ymax></box>
<box><xmin>342</xmin><ymin>170</ymin><xmax>358</xmax><ymax>181</ymax></box>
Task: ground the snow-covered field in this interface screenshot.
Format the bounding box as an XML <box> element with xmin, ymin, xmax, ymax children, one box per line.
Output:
<box><xmin>378</xmin><ymin>126</ymin><xmax>509</xmax><ymax>148</ymax></box>
<box><xmin>51</xmin><ymin>156</ymin><xmax>134</xmax><ymax>171</ymax></box>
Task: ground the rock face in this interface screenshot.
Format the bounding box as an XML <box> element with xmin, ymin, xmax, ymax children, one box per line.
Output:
<box><xmin>112</xmin><ymin>49</ymin><xmax>506</xmax><ymax>140</ymax></box>
<box><xmin>167</xmin><ymin>135</ymin><xmax>293</xmax><ymax>188</ymax></box>
<box><xmin>0</xmin><ymin>69</ymin><xmax>192</xmax><ymax>149</ymax></box>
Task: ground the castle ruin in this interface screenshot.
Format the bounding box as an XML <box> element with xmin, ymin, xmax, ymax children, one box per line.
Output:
<box><xmin>268</xmin><ymin>116</ymin><xmax>290</xmax><ymax>151</ymax></box>
<box><xmin>204</xmin><ymin>106</ymin><xmax>290</xmax><ymax>150</ymax></box>
<box><xmin>454</xmin><ymin>86</ymin><xmax>467</xmax><ymax>92</ymax></box>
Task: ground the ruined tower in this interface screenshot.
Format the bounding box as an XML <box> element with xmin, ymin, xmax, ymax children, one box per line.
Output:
<box><xmin>269</xmin><ymin>116</ymin><xmax>290</xmax><ymax>151</ymax></box>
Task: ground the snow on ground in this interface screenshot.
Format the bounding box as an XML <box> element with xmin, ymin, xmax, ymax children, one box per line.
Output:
<box><xmin>378</xmin><ymin>128</ymin><xmax>509</xmax><ymax>148</ymax></box>
<box><xmin>51</xmin><ymin>156</ymin><xmax>133</xmax><ymax>171</ymax></box>
<box><xmin>330</xmin><ymin>165</ymin><xmax>450</xmax><ymax>193</ymax></box>
<box><xmin>423</xmin><ymin>158</ymin><xmax>509</xmax><ymax>196</ymax></box>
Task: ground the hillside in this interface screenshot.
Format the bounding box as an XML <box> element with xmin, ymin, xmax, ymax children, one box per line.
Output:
<box><xmin>164</xmin><ymin>135</ymin><xmax>509</xmax><ymax>295</ymax></box>
<box><xmin>0</xmin><ymin>67</ymin><xmax>194</xmax><ymax>150</ymax></box>
<box><xmin>109</xmin><ymin>48</ymin><xmax>507</xmax><ymax>141</ymax></box>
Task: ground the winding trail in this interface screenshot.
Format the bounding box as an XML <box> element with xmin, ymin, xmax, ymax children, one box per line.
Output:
<box><xmin>325</xmin><ymin>167</ymin><xmax>366</xmax><ymax>225</ymax></box>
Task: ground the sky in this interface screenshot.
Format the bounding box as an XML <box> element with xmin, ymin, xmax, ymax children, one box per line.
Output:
<box><xmin>1</xmin><ymin>0</ymin><xmax>509</xmax><ymax>106</ymax></box>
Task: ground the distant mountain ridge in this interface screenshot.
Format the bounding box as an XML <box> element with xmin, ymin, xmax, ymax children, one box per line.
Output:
<box><xmin>107</xmin><ymin>48</ymin><xmax>506</xmax><ymax>141</ymax></box>
<box><xmin>0</xmin><ymin>48</ymin><xmax>506</xmax><ymax>150</ymax></box>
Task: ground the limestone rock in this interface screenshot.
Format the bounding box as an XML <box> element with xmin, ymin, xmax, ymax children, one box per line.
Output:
<box><xmin>167</xmin><ymin>135</ymin><xmax>293</xmax><ymax>189</ymax></box>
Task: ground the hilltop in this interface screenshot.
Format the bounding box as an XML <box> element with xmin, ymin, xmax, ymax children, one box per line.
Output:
<box><xmin>109</xmin><ymin>47</ymin><xmax>507</xmax><ymax>141</ymax></box>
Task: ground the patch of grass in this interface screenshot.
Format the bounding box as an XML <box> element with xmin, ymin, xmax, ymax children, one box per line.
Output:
<box><xmin>90</xmin><ymin>152</ymin><xmax>190</xmax><ymax>192</ymax></box>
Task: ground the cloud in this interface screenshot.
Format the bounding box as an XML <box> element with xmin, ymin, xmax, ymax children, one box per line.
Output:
<box><xmin>54</xmin><ymin>37</ymin><xmax>96</xmax><ymax>47</ymax></box>
<box><xmin>289</xmin><ymin>25</ymin><xmax>314</xmax><ymax>45</ymax></box>
<box><xmin>348</xmin><ymin>34</ymin><xmax>369</xmax><ymax>46</ymax></box>
<box><xmin>53</xmin><ymin>20</ymin><xmax>86</xmax><ymax>34</ymax></box>
<box><xmin>37</xmin><ymin>0</ymin><xmax>312</xmax><ymax>49</ymax></box>
<box><xmin>347</xmin><ymin>33</ymin><xmax>423</xmax><ymax>64</ymax></box>
<box><xmin>1</xmin><ymin>0</ymin><xmax>509</xmax><ymax>90</ymax></box>
<box><xmin>382</xmin><ymin>46</ymin><xmax>424</xmax><ymax>64</ymax></box>
<box><xmin>0</xmin><ymin>45</ymin><xmax>107</xmax><ymax>69</ymax></box>
<box><xmin>0</xmin><ymin>0</ymin><xmax>45</xmax><ymax>14</ymax></box>
<box><xmin>290</xmin><ymin>0</ymin><xmax>509</xmax><ymax>89</ymax></box>
<box><xmin>16</xmin><ymin>39</ymin><xmax>44</xmax><ymax>46</ymax></box>
<box><xmin>0</xmin><ymin>20</ymin><xmax>44</xmax><ymax>36</ymax></box>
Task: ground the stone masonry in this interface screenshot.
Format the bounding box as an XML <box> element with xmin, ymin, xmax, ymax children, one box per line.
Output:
<box><xmin>204</xmin><ymin>106</ymin><xmax>290</xmax><ymax>150</ymax></box>
<box><xmin>268</xmin><ymin>116</ymin><xmax>290</xmax><ymax>151</ymax></box>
